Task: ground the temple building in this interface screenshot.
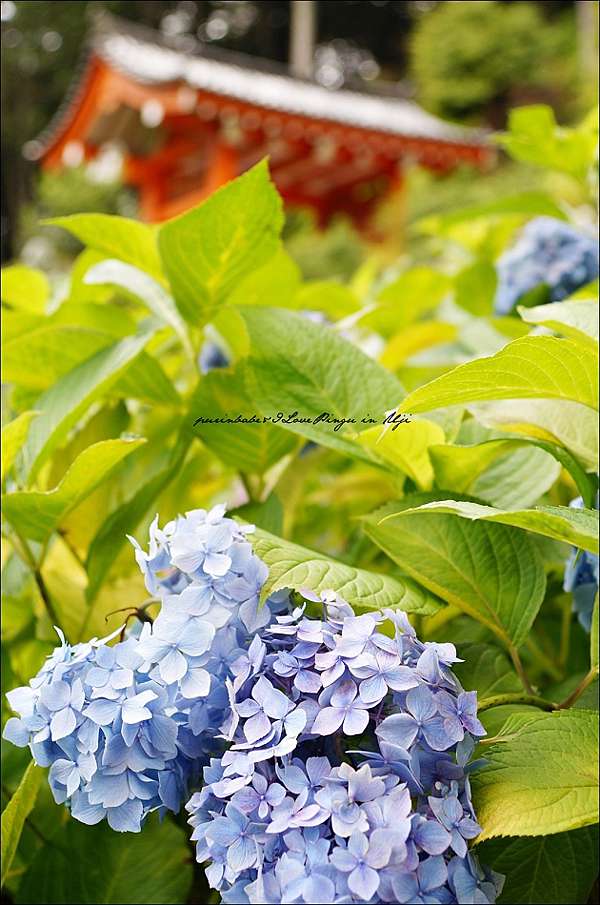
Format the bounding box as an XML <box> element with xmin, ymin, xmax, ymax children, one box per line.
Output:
<box><xmin>28</xmin><ymin>14</ymin><xmax>493</xmax><ymax>229</ymax></box>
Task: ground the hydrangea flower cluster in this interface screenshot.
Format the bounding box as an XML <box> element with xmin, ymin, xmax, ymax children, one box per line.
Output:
<box><xmin>494</xmin><ymin>216</ymin><xmax>599</xmax><ymax>314</ymax></box>
<box><xmin>564</xmin><ymin>496</ymin><xmax>599</xmax><ymax>632</ymax></box>
<box><xmin>3</xmin><ymin>505</ymin><xmax>276</xmax><ymax>832</ymax></box>
<box><xmin>4</xmin><ymin>505</ymin><xmax>502</xmax><ymax>903</ymax></box>
<box><xmin>187</xmin><ymin>591</ymin><xmax>503</xmax><ymax>904</ymax></box>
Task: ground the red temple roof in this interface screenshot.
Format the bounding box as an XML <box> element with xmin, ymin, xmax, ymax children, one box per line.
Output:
<box><xmin>31</xmin><ymin>14</ymin><xmax>494</xmax><ymax>228</ymax></box>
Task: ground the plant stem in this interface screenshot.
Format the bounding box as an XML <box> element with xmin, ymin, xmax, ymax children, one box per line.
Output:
<box><xmin>508</xmin><ymin>645</ymin><xmax>534</xmax><ymax>694</ymax></box>
<box><xmin>477</xmin><ymin>693</ymin><xmax>557</xmax><ymax>713</ymax></box>
<box><xmin>14</xmin><ymin>532</ymin><xmax>61</xmax><ymax>628</ymax></box>
<box><xmin>556</xmin><ymin>666</ymin><xmax>599</xmax><ymax>710</ymax></box>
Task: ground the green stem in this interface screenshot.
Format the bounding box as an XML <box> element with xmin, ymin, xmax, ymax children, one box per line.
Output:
<box><xmin>508</xmin><ymin>644</ymin><xmax>534</xmax><ymax>694</ymax></box>
<box><xmin>14</xmin><ymin>532</ymin><xmax>61</xmax><ymax>628</ymax></box>
<box><xmin>557</xmin><ymin>666</ymin><xmax>599</xmax><ymax>710</ymax></box>
<box><xmin>477</xmin><ymin>693</ymin><xmax>557</xmax><ymax>713</ymax></box>
<box><xmin>478</xmin><ymin>666</ymin><xmax>599</xmax><ymax>714</ymax></box>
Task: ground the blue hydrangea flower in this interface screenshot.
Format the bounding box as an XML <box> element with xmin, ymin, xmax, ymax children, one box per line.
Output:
<box><xmin>4</xmin><ymin>505</ymin><xmax>502</xmax><ymax>902</ymax></box>
<box><xmin>187</xmin><ymin>589</ymin><xmax>499</xmax><ymax>903</ymax></box>
<box><xmin>3</xmin><ymin>505</ymin><xmax>274</xmax><ymax>832</ymax></box>
<box><xmin>563</xmin><ymin>495</ymin><xmax>599</xmax><ymax>632</ymax></box>
<box><xmin>494</xmin><ymin>217</ymin><xmax>599</xmax><ymax>314</ymax></box>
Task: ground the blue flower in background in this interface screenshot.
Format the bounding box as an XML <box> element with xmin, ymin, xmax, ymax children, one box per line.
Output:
<box><xmin>494</xmin><ymin>217</ymin><xmax>598</xmax><ymax>314</ymax></box>
<box><xmin>564</xmin><ymin>495</ymin><xmax>599</xmax><ymax>632</ymax></box>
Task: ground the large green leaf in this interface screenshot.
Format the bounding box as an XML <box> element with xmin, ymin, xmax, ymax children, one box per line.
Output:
<box><xmin>1</xmin><ymin>264</ymin><xmax>49</xmax><ymax>313</ymax></box>
<box><xmin>1</xmin><ymin>411</ymin><xmax>38</xmax><ymax>482</ymax></box>
<box><xmin>363</xmin><ymin>495</ymin><xmax>546</xmax><ymax>647</ymax></box>
<box><xmin>249</xmin><ymin>527</ymin><xmax>442</xmax><ymax>615</ymax></box>
<box><xmin>472</xmin><ymin>709</ymin><xmax>599</xmax><ymax>839</ymax></box>
<box><xmin>45</xmin><ymin>213</ymin><xmax>163</xmax><ymax>279</ymax></box>
<box><xmin>227</xmin><ymin>247</ymin><xmax>301</xmax><ymax>309</ymax></box>
<box><xmin>469</xmin><ymin>398</ymin><xmax>599</xmax><ymax>473</ymax></box>
<box><xmin>478</xmin><ymin>825</ymin><xmax>599</xmax><ymax>905</ymax></box>
<box><xmin>454</xmin><ymin>643</ymin><xmax>522</xmax><ymax>698</ymax></box>
<box><xmin>430</xmin><ymin>437</ymin><xmax>593</xmax><ymax>507</ymax></box>
<box><xmin>158</xmin><ymin>160</ymin><xmax>283</xmax><ymax>325</ymax></box>
<box><xmin>22</xmin><ymin>331</ymin><xmax>153</xmax><ymax>481</ymax></box>
<box><xmin>518</xmin><ymin>300</ymin><xmax>598</xmax><ymax>346</ymax></box>
<box><xmin>3</xmin><ymin>438</ymin><xmax>145</xmax><ymax>542</ymax></box>
<box><xmin>15</xmin><ymin>815</ymin><xmax>193</xmax><ymax>904</ymax></box>
<box><xmin>390</xmin><ymin>499</ymin><xmax>599</xmax><ymax>554</ymax></box>
<box><xmin>1</xmin><ymin>760</ymin><xmax>42</xmax><ymax>887</ymax></box>
<box><xmin>3</xmin><ymin>324</ymin><xmax>178</xmax><ymax>406</ymax></box>
<box><xmin>84</xmin><ymin>259</ymin><xmax>192</xmax><ymax>356</ymax></box>
<box><xmin>240</xmin><ymin>306</ymin><xmax>405</xmax><ymax>462</ymax></box>
<box><xmin>190</xmin><ymin>365</ymin><xmax>297</xmax><ymax>474</ymax></box>
<box><xmin>399</xmin><ymin>336</ymin><xmax>599</xmax><ymax>414</ymax></box>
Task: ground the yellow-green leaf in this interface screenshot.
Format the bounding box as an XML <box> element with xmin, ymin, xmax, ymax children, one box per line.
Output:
<box><xmin>3</xmin><ymin>438</ymin><xmax>145</xmax><ymax>542</ymax></box>
<box><xmin>1</xmin><ymin>761</ymin><xmax>42</xmax><ymax>886</ymax></box>
<box><xmin>472</xmin><ymin>710</ymin><xmax>599</xmax><ymax>839</ymax></box>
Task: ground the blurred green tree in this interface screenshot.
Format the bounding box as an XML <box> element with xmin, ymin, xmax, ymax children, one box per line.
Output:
<box><xmin>409</xmin><ymin>1</ymin><xmax>579</xmax><ymax>126</ymax></box>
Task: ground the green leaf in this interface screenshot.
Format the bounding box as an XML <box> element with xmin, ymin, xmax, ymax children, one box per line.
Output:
<box><xmin>85</xmin><ymin>434</ymin><xmax>190</xmax><ymax>601</ymax></box>
<box><xmin>469</xmin><ymin>398</ymin><xmax>599</xmax><ymax>473</ymax></box>
<box><xmin>22</xmin><ymin>331</ymin><xmax>153</xmax><ymax>482</ymax></box>
<box><xmin>240</xmin><ymin>307</ymin><xmax>405</xmax><ymax>462</ymax></box>
<box><xmin>45</xmin><ymin>213</ymin><xmax>163</xmax><ymax>279</ymax></box>
<box><xmin>497</xmin><ymin>105</ymin><xmax>598</xmax><ymax>182</ymax></box>
<box><xmin>1</xmin><ymin>264</ymin><xmax>49</xmax><ymax>313</ymax></box>
<box><xmin>3</xmin><ymin>323</ymin><xmax>177</xmax><ymax>406</ymax></box>
<box><xmin>380</xmin><ymin>321</ymin><xmax>458</xmax><ymax>370</ymax></box>
<box><xmin>249</xmin><ymin>527</ymin><xmax>442</xmax><ymax>615</ymax></box>
<box><xmin>454</xmin><ymin>643</ymin><xmax>522</xmax><ymax>698</ymax></box>
<box><xmin>472</xmin><ymin>709</ymin><xmax>599</xmax><ymax>839</ymax></box>
<box><xmin>518</xmin><ymin>300</ymin><xmax>599</xmax><ymax>346</ymax></box>
<box><xmin>227</xmin><ymin>247</ymin><xmax>301</xmax><ymax>308</ymax></box>
<box><xmin>357</xmin><ymin>418</ymin><xmax>446</xmax><ymax>490</ymax></box>
<box><xmin>3</xmin><ymin>438</ymin><xmax>145</xmax><ymax>542</ymax></box>
<box><xmin>454</xmin><ymin>260</ymin><xmax>497</xmax><ymax>316</ymax></box>
<box><xmin>399</xmin><ymin>336</ymin><xmax>599</xmax><ymax>414</ymax></box>
<box><xmin>363</xmin><ymin>495</ymin><xmax>546</xmax><ymax>647</ymax></box>
<box><xmin>592</xmin><ymin>593</ymin><xmax>599</xmax><ymax>670</ymax></box>
<box><xmin>430</xmin><ymin>437</ymin><xmax>593</xmax><ymax>507</ymax></box>
<box><xmin>391</xmin><ymin>499</ymin><xmax>599</xmax><ymax>554</ymax></box>
<box><xmin>1</xmin><ymin>411</ymin><xmax>38</xmax><ymax>482</ymax></box>
<box><xmin>158</xmin><ymin>160</ymin><xmax>283</xmax><ymax>325</ymax></box>
<box><xmin>1</xmin><ymin>760</ymin><xmax>42</xmax><ymax>887</ymax></box>
<box><xmin>190</xmin><ymin>365</ymin><xmax>297</xmax><ymax>474</ymax></box>
<box><xmin>84</xmin><ymin>259</ymin><xmax>192</xmax><ymax>356</ymax></box>
<box><xmin>15</xmin><ymin>815</ymin><xmax>193</xmax><ymax>904</ymax></box>
<box><xmin>360</xmin><ymin>268</ymin><xmax>450</xmax><ymax>336</ymax></box>
<box><xmin>294</xmin><ymin>281</ymin><xmax>360</xmax><ymax>319</ymax></box>
<box><xmin>232</xmin><ymin>494</ymin><xmax>284</xmax><ymax>535</ymax></box>
<box><xmin>477</xmin><ymin>825</ymin><xmax>599</xmax><ymax>905</ymax></box>
<box><xmin>418</xmin><ymin>191</ymin><xmax>567</xmax><ymax>234</ymax></box>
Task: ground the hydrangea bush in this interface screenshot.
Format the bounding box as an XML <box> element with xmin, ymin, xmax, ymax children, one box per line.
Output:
<box><xmin>4</xmin><ymin>507</ymin><xmax>504</xmax><ymax>904</ymax></box>
<box><xmin>2</xmin><ymin>105</ymin><xmax>598</xmax><ymax>904</ymax></box>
